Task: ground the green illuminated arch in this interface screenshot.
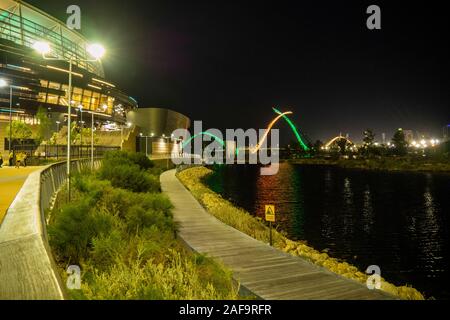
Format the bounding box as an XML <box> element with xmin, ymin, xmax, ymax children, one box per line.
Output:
<box><xmin>182</xmin><ymin>132</ymin><xmax>225</xmax><ymax>149</ymax></box>
<box><xmin>272</xmin><ymin>108</ymin><xmax>309</xmax><ymax>151</ymax></box>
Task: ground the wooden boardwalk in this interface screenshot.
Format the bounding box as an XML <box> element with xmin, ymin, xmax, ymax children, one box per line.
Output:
<box><xmin>161</xmin><ymin>169</ymin><xmax>394</xmax><ymax>300</ymax></box>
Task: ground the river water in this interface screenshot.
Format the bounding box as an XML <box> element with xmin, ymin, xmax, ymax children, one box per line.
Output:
<box><xmin>205</xmin><ymin>163</ymin><xmax>450</xmax><ymax>299</ymax></box>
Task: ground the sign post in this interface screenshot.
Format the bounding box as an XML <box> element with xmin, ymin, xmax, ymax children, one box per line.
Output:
<box><xmin>265</xmin><ymin>205</ymin><xmax>275</xmax><ymax>246</ymax></box>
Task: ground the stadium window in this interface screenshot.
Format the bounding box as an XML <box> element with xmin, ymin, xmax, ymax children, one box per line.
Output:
<box><xmin>73</xmin><ymin>87</ymin><xmax>83</xmax><ymax>103</ymax></box>
<box><xmin>47</xmin><ymin>94</ymin><xmax>59</xmax><ymax>105</ymax></box>
<box><xmin>48</xmin><ymin>82</ymin><xmax>61</xmax><ymax>90</ymax></box>
<box><xmin>82</xmin><ymin>90</ymin><xmax>92</xmax><ymax>109</ymax></box>
<box><xmin>91</xmin><ymin>92</ymin><xmax>100</xmax><ymax>110</ymax></box>
<box><xmin>38</xmin><ymin>92</ymin><xmax>47</xmax><ymax>103</ymax></box>
<box><xmin>40</xmin><ymin>80</ymin><xmax>49</xmax><ymax>88</ymax></box>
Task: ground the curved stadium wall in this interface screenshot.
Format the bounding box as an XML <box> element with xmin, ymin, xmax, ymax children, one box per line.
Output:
<box><xmin>0</xmin><ymin>0</ymin><xmax>137</xmax><ymax>127</ymax></box>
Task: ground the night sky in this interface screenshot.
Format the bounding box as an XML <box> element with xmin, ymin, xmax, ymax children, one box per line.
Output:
<box><xmin>28</xmin><ymin>0</ymin><xmax>449</xmax><ymax>143</ymax></box>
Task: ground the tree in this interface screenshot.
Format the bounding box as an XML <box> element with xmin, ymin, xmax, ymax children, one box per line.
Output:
<box><xmin>392</xmin><ymin>128</ymin><xmax>408</xmax><ymax>156</ymax></box>
<box><xmin>6</xmin><ymin>121</ymin><xmax>33</xmax><ymax>144</ymax></box>
<box><xmin>313</xmin><ymin>140</ymin><xmax>323</xmax><ymax>152</ymax></box>
<box><xmin>363</xmin><ymin>129</ymin><xmax>375</xmax><ymax>147</ymax></box>
<box><xmin>36</xmin><ymin>106</ymin><xmax>51</xmax><ymax>142</ymax></box>
<box><xmin>336</xmin><ymin>138</ymin><xmax>348</xmax><ymax>155</ymax></box>
<box><xmin>362</xmin><ymin>129</ymin><xmax>376</xmax><ymax>157</ymax></box>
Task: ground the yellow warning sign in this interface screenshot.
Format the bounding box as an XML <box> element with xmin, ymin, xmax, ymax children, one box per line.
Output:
<box><xmin>265</xmin><ymin>205</ymin><xmax>275</xmax><ymax>222</ymax></box>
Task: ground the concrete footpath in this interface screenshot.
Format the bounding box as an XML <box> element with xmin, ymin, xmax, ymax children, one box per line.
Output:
<box><xmin>0</xmin><ymin>167</ymin><xmax>64</xmax><ymax>300</ymax></box>
<box><xmin>161</xmin><ymin>169</ymin><xmax>394</xmax><ymax>300</ymax></box>
<box><xmin>0</xmin><ymin>167</ymin><xmax>40</xmax><ymax>224</ymax></box>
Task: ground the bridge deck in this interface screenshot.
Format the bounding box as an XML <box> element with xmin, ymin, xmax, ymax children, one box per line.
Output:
<box><xmin>160</xmin><ymin>169</ymin><xmax>394</xmax><ymax>300</ymax></box>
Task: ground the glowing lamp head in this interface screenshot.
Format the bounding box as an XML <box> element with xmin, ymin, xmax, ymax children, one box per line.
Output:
<box><xmin>87</xmin><ymin>44</ymin><xmax>105</xmax><ymax>59</ymax></box>
<box><xmin>0</xmin><ymin>78</ymin><xmax>7</xmax><ymax>87</ymax></box>
<box><xmin>33</xmin><ymin>41</ymin><xmax>51</xmax><ymax>55</ymax></box>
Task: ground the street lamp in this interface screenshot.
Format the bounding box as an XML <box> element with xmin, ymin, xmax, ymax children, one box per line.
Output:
<box><xmin>78</xmin><ymin>105</ymin><xmax>83</xmax><ymax>148</ymax></box>
<box><xmin>34</xmin><ymin>41</ymin><xmax>105</xmax><ymax>201</ymax></box>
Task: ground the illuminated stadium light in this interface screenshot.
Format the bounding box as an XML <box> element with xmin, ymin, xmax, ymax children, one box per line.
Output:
<box><xmin>87</xmin><ymin>43</ymin><xmax>106</xmax><ymax>60</ymax></box>
<box><xmin>0</xmin><ymin>78</ymin><xmax>7</xmax><ymax>87</ymax></box>
<box><xmin>33</xmin><ymin>41</ymin><xmax>51</xmax><ymax>55</ymax></box>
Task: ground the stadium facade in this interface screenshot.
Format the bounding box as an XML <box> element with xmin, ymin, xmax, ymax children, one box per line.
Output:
<box><xmin>0</xmin><ymin>0</ymin><xmax>190</xmax><ymax>156</ymax></box>
<box><xmin>0</xmin><ymin>0</ymin><xmax>137</xmax><ymax>152</ymax></box>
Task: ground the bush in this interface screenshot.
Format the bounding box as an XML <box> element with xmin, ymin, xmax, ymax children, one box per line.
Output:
<box><xmin>80</xmin><ymin>249</ymin><xmax>238</xmax><ymax>300</ymax></box>
<box><xmin>91</xmin><ymin>230</ymin><xmax>125</xmax><ymax>269</ymax></box>
<box><xmin>49</xmin><ymin>157</ymin><xmax>240</xmax><ymax>300</ymax></box>
<box><xmin>49</xmin><ymin>198</ymin><xmax>113</xmax><ymax>263</ymax></box>
<box><xmin>103</xmin><ymin>151</ymin><xmax>154</xmax><ymax>170</ymax></box>
<box><xmin>99</xmin><ymin>164</ymin><xmax>160</xmax><ymax>193</ymax></box>
<box><xmin>138</xmin><ymin>193</ymin><xmax>173</xmax><ymax>218</ymax></box>
<box><xmin>73</xmin><ymin>174</ymin><xmax>110</xmax><ymax>201</ymax></box>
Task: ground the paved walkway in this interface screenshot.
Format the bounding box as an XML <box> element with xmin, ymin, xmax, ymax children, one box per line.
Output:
<box><xmin>0</xmin><ymin>167</ymin><xmax>40</xmax><ymax>224</ymax></box>
<box><xmin>0</xmin><ymin>166</ymin><xmax>64</xmax><ymax>300</ymax></box>
<box><xmin>161</xmin><ymin>169</ymin><xmax>394</xmax><ymax>300</ymax></box>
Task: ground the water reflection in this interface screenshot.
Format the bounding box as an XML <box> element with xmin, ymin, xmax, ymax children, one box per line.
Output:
<box><xmin>362</xmin><ymin>185</ymin><xmax>374</xmax><ymax>235</ymax></box>
<box><xmin>342</xmin><ymin>177</ymin><xmax>354</xmax><ymax>237</ymax></box>
<box><xmin>207</xmin><ymin>164</ymin><xmax>450</xmax><ymax>299</ymax></box>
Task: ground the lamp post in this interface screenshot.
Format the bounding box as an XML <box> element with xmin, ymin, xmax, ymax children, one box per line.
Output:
<box><xmin>33</xmin><ymin>41</ymin><xmax>105</xmax><ymax>201</ymax></box>
<box><xmin>91</xmin><ymin>111</ymin><xmax>94</xmax><ymax>169</ymax></box>
<box><xmin>78</xmin><ymin>105</ymin><xmax>83</xmax><ymax>151</ymax></box>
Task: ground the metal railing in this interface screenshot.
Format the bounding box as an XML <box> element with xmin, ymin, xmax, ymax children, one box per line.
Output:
<box><xmin>39</xmin><ymin>159</ymin><xmax>102</xmax><ymax>220</ymax></box>
<box><xmin>10</xmin><ymin>144</ymin><xmax>119</xmax><ymax>165</ymax></box>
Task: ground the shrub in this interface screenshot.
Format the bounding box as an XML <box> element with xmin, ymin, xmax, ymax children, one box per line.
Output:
<box><xmin>99</xmin><ymin>164</ymin><xmax>160</xmax><ymax>193</ymax></box>
<box><xmin>80</xmin><ymin>250</ymin><xmax>239</xmax><ymax>300</ymax></box>
<box><xmin>128</xmin><ymin>152</ymin><xmax>155</xmax><ymax>170</ymax></box>
<box><xmin>49</xmin><ymin>198</ymin><xmax>113</xmax><ymax>263</ymax></box>
<box><xmin>139</xmin><ymin>193</ymin><xmax>173</xmax><ymax>218</ymax></box>
<box><xmin>103</xmin><ymin>151</ymin><xmax>154</xmax><ymax>170</ymax></box>
<box><xmin>50</xmin><ymin>160</ymin><xmax>239</xmax><ymax>300</ymax></box>
<box><xmin>91</xmin><ymin>230</ymin><xmax>125</xmax><ymax>269</ymax></box>
<box><xmin>125</xmin><ymin>205</ymin><xmax>156</xmax><ymax>233</ymax></box>
<box><xmin>73</xmin><ymin>174</ymin><xmax>110</xmax><ymax>201</ymax></box>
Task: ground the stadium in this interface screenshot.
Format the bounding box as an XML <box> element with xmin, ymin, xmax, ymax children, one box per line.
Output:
<box><xmin>0</xmin><ymin>0</ymin><xmax>189</xmax><ymax>159</ymax></box>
